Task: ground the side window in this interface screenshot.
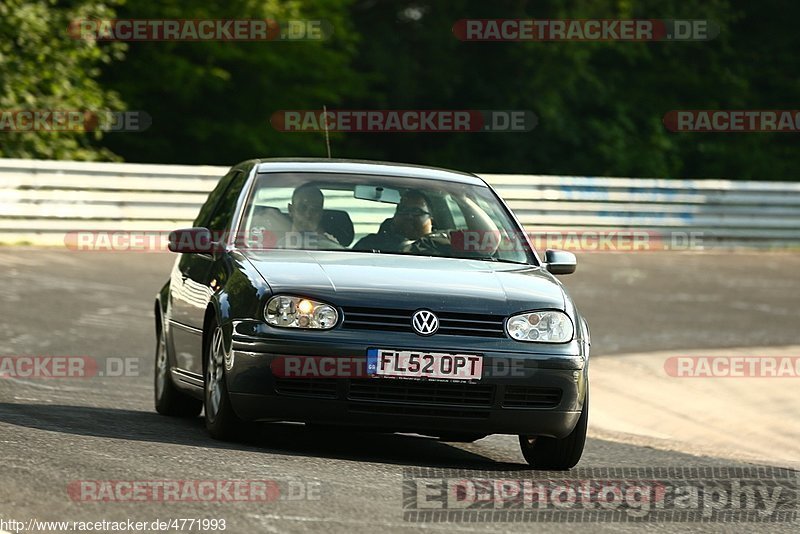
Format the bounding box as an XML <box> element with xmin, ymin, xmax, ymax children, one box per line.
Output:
<box><xmin>193</xmin><ymin>171</ymin><xmax>237</xmax><ymax>228</ymax></box>
<box><xmin>206</xmin><ymin>171</ymin><xmax>248</xmax><ymax>232</ymax></box>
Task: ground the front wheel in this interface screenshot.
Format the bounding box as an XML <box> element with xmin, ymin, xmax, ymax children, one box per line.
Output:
<box><xmin>519</xmin><ymin>391</ymin><xmax>588</xmax><ymax>470</ymax></box>
<box><xmin>204</xmin><ymin>320</ymin><xmax>246</xmax><ymax>440</ymax></box>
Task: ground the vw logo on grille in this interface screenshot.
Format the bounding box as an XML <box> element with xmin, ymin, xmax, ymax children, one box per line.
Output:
<box><xmin>411</xmin><ymin>310</ymin><xmax>439</xmax><ymax>336</ymax></box>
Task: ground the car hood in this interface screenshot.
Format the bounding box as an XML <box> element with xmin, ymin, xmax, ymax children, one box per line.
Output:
<box><xmin>243</xmin><ymin>250</ymin><xmax>565</xmax><ymax>314</ymax></box>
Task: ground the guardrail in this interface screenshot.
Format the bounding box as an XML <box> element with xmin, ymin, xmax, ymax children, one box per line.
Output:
<box><xmin>1</xmin><ymin>158</ymin><xmax>799</xmax><ymax>248</ymax></box>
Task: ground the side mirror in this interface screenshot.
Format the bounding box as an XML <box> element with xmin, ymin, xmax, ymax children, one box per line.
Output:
<box><xmin>168</xmin><ymin>227</ymin><xmax>215</xmax><ymax>253</ymax></box>
<box><xmin>545</xmin><ymin>249</ymin><xmax>576</xmax><ymax>275</ymax></box>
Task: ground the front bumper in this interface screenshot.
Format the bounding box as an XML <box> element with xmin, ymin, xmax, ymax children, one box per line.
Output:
<box><xmin>226</xmin><ymin>323</ymin><xmax>588</xmax><ymax>438</ymax></box>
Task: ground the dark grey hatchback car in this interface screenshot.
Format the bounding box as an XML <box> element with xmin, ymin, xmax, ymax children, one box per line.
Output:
<box><xmin>155</xmin><ymin>158</ymin><xmax>590</xmax><ymax>469</ymax></box>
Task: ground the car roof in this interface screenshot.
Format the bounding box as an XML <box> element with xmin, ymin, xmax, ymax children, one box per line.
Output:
<box><xmin>252</xmin><ymin>158</ymin><xmax>487</xmax><ymax>186</ymax></box>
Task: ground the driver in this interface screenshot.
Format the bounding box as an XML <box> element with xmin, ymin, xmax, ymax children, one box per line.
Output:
<box><xmin>353</xmin><ymin>190</ymin><xmax>433</xmax><ymax>251</ymax></box>
<box><xmin>354</xmin><ymin>189</ymin><xmax>501</xmax><ymax>257</ymax></box>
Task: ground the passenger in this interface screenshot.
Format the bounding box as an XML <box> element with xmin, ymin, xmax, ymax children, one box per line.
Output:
<box><xmin>278</xmin><ymin>184</ymin><xmax>343</xmax><ymax>250</ymax></box>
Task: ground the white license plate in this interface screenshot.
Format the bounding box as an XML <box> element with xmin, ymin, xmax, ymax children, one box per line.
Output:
<box><xmin>367</xmin><ymin>349</ymin><xmax>483</xmax><ymax>381</ymax></box>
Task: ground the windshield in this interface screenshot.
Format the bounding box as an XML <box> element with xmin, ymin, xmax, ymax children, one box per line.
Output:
<box><xmin>236</xmin><ymin>172</ymin><xmax>535</xmax><ymax>264</ymax></box>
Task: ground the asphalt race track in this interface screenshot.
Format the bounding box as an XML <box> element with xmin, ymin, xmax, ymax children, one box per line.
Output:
<box><xmin>1</xmin><ymin>249</ymin><xmax>798</xmax><ymax>533</ymax></box>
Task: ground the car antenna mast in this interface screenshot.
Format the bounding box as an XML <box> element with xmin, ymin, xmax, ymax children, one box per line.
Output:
<box><xmin>322</xmin><ymin>105</ymin><xmax>332</xmax><ymax>158</ymax></box>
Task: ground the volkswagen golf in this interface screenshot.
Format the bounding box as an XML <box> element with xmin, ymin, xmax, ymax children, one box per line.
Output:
<box><xmin>154</xmin><ymin>158</ymin><xmax>590</xmax><ymax>469</ymax></box>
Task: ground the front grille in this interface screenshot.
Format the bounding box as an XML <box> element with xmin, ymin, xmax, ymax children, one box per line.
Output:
<box><xmin>342</xmin><ymin>307</ymin><xmax>506</xmax><ymax>338</ymax></box>
<box><xmin>502</xmin><ymin>386</ymin><xmax>562</xmax><ymax>408</ymax></box>
<box><xmin>274</xmin><ymin>378</ymin><xmax>338</xmax><ymax>398</ymax></box>
<box><xmin>342</xmin><ymin>308</ymin><xmax>408</xmax><ymax>332</ymax></box>
<box><xmin>348</xmin><ymin>404</ymin><xmax>490</xmax><ymax>419</ymax></box>
<box><xmin>348</xmin><ymin>378</ymin><xmax>495</xmax><ymax>407</ymax></box>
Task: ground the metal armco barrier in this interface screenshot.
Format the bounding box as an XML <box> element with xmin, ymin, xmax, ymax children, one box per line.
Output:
<box><xmin>1</xmin><ymin>158</ymin><xmax>799</xmax><ymax>248</ymax></box>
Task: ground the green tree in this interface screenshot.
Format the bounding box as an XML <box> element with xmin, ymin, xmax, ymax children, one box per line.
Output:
<box><xmin>336</xmin><ymin>0</ymin><xmax>799</xmax><ymax>180</ymax></box>
<box><xmin>100</xmin><ymin>0</ymin><xmax>363</xmax><ymax>164</ymax></box>
<box><xmin>0</xmin><ymin>0</ymin><xmax>126</xmax><ymax>160</ymax></box>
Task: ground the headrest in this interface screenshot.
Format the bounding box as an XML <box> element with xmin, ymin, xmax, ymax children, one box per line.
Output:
<box><xmin>379</xmin><ymin>217</ymin><xmax>394</xmax><ymax>234</ymax></box>
<box><xmin>321</xmin><ymin>209</ymin><xmax>354</xmax><ymax>247</ymax></box>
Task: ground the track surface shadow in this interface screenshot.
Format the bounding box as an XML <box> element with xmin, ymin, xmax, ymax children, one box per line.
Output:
<box><xmin>0</xmin><ymin>402</ymin><xmax>536</xmax><ymax>469</ymax></box>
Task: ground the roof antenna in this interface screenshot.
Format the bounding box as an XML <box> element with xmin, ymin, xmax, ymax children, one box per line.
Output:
<box><xmin>322</xmin><ymin>105</ymin><xmax>332</xmax><ymax>158</ymax></box>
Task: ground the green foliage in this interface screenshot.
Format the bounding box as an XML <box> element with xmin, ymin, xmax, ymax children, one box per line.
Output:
<box><xmin>341</xmin><ymin>0</ymin><xmax>798</xmax><ymax>180</ymax></box>
<box><xmin>1</xmin><ymin>0</ymin><xmax>798</xmax><ymax>179</ymax></box>
<box><xmin>100</xmin><ymin>0</ymin><xmax>363</xmax><ymax>163</ymax></box>
<box><xmin>0</xmin><ymin>0</ymin><xmax>126</xmax><ymax>160</ymax></box>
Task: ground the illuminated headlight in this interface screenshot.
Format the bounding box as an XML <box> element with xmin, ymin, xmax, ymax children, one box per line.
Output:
<box><xmin>506</xmin><ymin>311</ymin><xmax>573</xmax><ymax>343</ymax></box>
<box><xmin>265</xmin><ymin>295</ymin><xmax>338</xmax><ymax>329</ymax></box>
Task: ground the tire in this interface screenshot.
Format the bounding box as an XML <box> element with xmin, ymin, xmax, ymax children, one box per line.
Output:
<box><xmin>204</xmin><ymin>318</ymin><xmax>246</xmax><ymax>440</ymax></box>
<box><xmin>154</xmin><ymin>320</ymin><xmax>203</xmax><ymax>417</ymax></box>
<box><xmin>518</xmin><ymin>390</ymin><xmax>588</xmax><ymax>470</ymax></box>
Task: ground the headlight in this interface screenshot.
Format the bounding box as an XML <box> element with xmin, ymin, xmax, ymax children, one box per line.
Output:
<box><xmin>265</xmin><ymin>295</ymin><xmax>338</xmax><ymax>329</ymax></box>
<box><xmin>506</xmin><ymin>311</ymin><xmax>573</xmax><ymax>343</ymax></box>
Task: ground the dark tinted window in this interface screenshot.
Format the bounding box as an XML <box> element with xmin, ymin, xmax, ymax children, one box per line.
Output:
<box><xmin>206</xmin><ymin>171</ymin><xmax>248</xmax><ymax>232</ymax></box>
<box><xmin>193</xmin><ymin>170</ymin><xmax>238</xmax><ymax>228</ymax></box>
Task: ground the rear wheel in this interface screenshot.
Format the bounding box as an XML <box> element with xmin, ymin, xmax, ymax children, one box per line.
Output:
<box><xmin>204</xmin><ymin>320</ymin><xmax>246</xmax><ymax>440</ymax></box>
<box><xmin>154</xmin><ymin>322</ymin><xmax>202</xmax><ymax>417</ymax></box>
<box><xmin>519</xmin><ymin>391</ymin><xmax>588</xmax><ymax>470</ymax></box>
